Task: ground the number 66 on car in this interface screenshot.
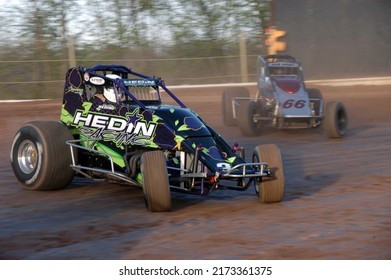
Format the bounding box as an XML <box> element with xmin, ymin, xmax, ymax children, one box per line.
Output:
<box><xmin>222</xmin><ymin>55</ymin><xmax>348</xmax><ymax>138</ymax></box>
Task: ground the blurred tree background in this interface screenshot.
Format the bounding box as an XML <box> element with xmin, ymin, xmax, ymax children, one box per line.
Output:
<box><xmin>0</xmin><ymin>0</ymin><xmax>271</xmax><ymax>99</ymax></box>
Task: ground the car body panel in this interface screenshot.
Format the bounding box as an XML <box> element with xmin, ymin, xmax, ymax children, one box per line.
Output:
<box><xmin>256</xmin><ymin>55</ymin><xmax>321</xmax><ymax>127</ymax></box>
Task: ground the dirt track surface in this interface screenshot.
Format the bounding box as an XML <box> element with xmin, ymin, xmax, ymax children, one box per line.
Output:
<box><xmin>0</xmin><ymin>84</ymin><xmax>390</xmax><ymax>260</ymax></box>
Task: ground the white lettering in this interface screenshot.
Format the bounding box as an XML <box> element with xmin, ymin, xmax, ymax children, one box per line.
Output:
<box><xmin>134</xmin><ymin>122</ymin><xmax>155</xmax><ymax>137</ymax></box>
<box><xmin>126</xmin><ymin>123</ymin><xmax>135</xmax><ymax>133</ymax></box>
<box><xmin>91</xmin><ymin>115</ymin><xmax>108</xmax><ymax>128</ymax></box>
<box><xmin>73</xmin><ymin>112</ymin><xmax>93</xmax><ymax>126</ymax></box>
<box><xmin>107</xmin><ymin>118</ymin><xmax>127</xmax><ymax>131</ymax></box>
<box><xmin>73</xmin><ymin>112</ymin><xmax>156</xmax><ymax>139</ymax></box>
<box><xmin>217</xmin><ymin>162</ymin><xmax>231</xmax><ymax>172</ymax></box>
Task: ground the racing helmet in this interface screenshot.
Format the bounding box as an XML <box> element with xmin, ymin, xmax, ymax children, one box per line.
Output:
<box><xmin>103</xmin><ymin>74</ymin><xmax>121</xmax><ymax>103</ymax></box>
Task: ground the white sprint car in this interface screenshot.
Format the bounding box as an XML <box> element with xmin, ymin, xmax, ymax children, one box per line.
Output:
<box><xmin>222</xmin><ymin>55</ymin><xmax>347</xmax><ymax>138</ymax></box>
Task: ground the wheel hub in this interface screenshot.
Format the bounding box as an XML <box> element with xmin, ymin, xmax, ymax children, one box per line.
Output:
<box><xmin>17</xmin><ymin>140</ymin><xmax>38</xmax><ymax>174</ymax></box>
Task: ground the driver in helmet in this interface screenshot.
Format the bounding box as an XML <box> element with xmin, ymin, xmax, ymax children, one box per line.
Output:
<box><xmin>92</xmin><ymin>74</ymin><xmax>123</xmax><ymax>106</ymax></box>
<box><xmin>272</xmin><ymin>67</ymin><xmax>285</xmax><ymax>75</ymax></box>
<box><xmin>103</xmin><ymin>74</ymin><xmax>122</xmax><ymax>103</ymax></box>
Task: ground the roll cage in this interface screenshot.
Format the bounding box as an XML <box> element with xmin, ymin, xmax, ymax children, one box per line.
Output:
<box><xmin>82</xmin><ymin>64</ymin><xmax>186</xmax><ymax>109</ymax></box>
<box><xmin>257</xmin><ymin>55</ymin><xmax>304</xmax><ymax>80</ymax></box>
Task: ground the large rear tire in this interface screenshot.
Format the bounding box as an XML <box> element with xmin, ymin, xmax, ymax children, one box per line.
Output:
<box><xmin>222</xmin><ymin>87</ymin><xmax>249</xmax><ymax>126</ymax></box>
<box><xmin>323</xmin><ymin>101</ymin><xmax>347</xmax><ymax>138</ymax></box>
<box><xmin>237</xmin><ymin>100</ymin><xmax>263</xmax><ymax>136</ymax></box>
<box><xmin>141</xmin><ymin>150</ymin><xmax>171</xmax><ymax>212</ymax></box>
<box><xmin>252</xmin><ymin>144</ymin><xmax>285</xmax><ymax>203</ymax></box>
<box><xmin>10</xmin><ymin>121</ymin><xmax>76</xmax><ymax>191</ymax></box>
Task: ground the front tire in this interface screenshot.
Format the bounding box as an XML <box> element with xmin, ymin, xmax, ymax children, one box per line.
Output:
<box><xmin>323</xmin><ymin>101</ymin><xmax>347</xmax><ymax>138</ymax></box>
<box><xmin>10</xmin><ymin>121</ymin><xmax>76</xmax><ymax>190</ymax></box>
<box><xmin>237</xmin><ymin>100</ymin><xmax>263</xmax><ymax>136</ymax></box>
<box><xmin>252</xmin><ymin>144</ymin><xmax>285</xmax><ymax>203</ymax></box>
<box><xmin>141</xmin><ymin>150</ymin><xmax>171</xmax><ymax>212</ymax></box>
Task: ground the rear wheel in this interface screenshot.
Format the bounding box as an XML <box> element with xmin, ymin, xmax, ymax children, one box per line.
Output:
<box><xmin>141</xmin><ymin>150</ymin><xmax>171</xmax><ymax>212</ymax></box>
<box><xmin>10</xmin><ymin>121</ymin><xmax>76</xmax><ymax>190</ymax></box>
<box><xmin>252</xmin><ymin>144</ymin><xmax>285</xmax><ymax>203</ymax></box>
<box><xmin>323</xmin><ymin>101</ymin><xmax>347</xmax><ymax>138</ymax></box>
<box><xmin>237</xmin><ymin>100</ymin><xmax>263</xmax><ymax>136</ymax></box>
<box><xmin>222</xmin><ymin>87</ymin><xmax>249</xmax><ymax>126</ymax></box>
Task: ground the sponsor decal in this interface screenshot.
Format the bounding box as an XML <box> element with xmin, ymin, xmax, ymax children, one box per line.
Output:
<box><xmin>123</xmin><ymin>79</ymin><xmax>157</xmax><ymax>87</ymax></box>
<box><xmin>69</xmin><ymin>86</ymin><xmax>84</xmax><ymax>95</ymax></box>
<box><xmin>72</xmin><ymin>110</ymin><xmax>157</xmax><ymax>146</ymax></box>
<box><xmin>97</xmin><ymin>104</ymin><xmax>116</xmax><ymax>111</ymax></box>
<box><xmin>90</xmin><ymin>76</ymin><xmax>105</xmax><ymax>85</ymax></box>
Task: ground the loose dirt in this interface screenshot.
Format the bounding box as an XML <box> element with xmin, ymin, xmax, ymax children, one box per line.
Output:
<box><xmin>0</xmin><ymin>84</ymin><xmax>390</xmax><ymax>259</ymax></box>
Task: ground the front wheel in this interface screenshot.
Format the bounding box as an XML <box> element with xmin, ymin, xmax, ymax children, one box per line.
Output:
<box><xmin>237</xmin><ymin>100</ymin><xmax>263</xmax><ymax>136</ymax></box>
<box><xmin>141</xmin><ymin>150</ymin><xmax>171</xmax><ymax>212</ymax></box>
<box><xmin>10</xmin><ymin>121</ymin><xmax>76</xmax><ymax>190</ymax></box>
<box><xmin>252</xmin><ymin>144</ymin><xmax>285</xmax><ymax>203</ymax></box>
<box><xmin>323</xmin><ymin>101</ymin><xmax>348</xmax><ymax>138</ymax></box>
